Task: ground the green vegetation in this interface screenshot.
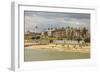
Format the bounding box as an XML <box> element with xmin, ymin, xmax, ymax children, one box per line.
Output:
<box><xmin>24</xmin><ymin>26</ymin><xmax>90</xmax><ymax>45</ymax></box>
<box><xmin>31</xmin><ymin>36</ymin><xmax>40</xmax><ymax>40</ymax></box>
<box><xmin>84</xmin><ymin>37</ymin><xmax>90</xmax><ymax>43</ymax></box>
<box><xmin>76</xmin><ymin>37</ymin><xmax>82</xmax><ymax>43</ymax></box>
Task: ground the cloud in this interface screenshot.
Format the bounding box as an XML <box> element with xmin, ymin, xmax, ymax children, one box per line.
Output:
<box><xmin>24</xmin><ymin>11</ymin><xmax>90</xmax><ymax>32</ymax></box>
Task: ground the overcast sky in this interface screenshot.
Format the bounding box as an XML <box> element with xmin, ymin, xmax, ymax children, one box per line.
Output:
<box><xmin>24</xmin><ymin>11</ymin><xmax>90</xmax><ymax>33</ymax></box>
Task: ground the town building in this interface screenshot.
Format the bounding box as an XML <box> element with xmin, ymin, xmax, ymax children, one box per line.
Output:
<box><xmin>41</xmin><ymin>26</ymin><xmax>90</xmax><ymax>41</ymax></box>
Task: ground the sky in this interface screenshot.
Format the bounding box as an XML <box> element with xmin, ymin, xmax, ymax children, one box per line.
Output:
<box><xmin>24</xmin><ymin>11</ymin><xmax>90</xmax><ymax>33</ymax></box>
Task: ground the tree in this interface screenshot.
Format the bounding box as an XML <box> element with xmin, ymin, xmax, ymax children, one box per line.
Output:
<box><xmin>84</xmin><ymin>37</ymin><xmax>90</xmax><ymax>43</ymax></box>
<box><xmin>82</xmin><ymin>27</ymin><xmax>88</xmax><ymax>38</ymax></box>
<box><xmin>35</xmin><ymin>24</ymin><xmax>38</xmax><ymax>33</ymax></box>
<box><xmin>62</xmin><ymin>27</ymin><xmax>64</xmax><ymax>29</ymax></box>
<box><xmin>31</xmin><ymin>36</ymin><xmax>40</xmax><ymax>40</ymax></box>
<box><xmin>70</xmin><ymin>27</ymin><xmax>74</xmax><ymax>40</ymax></box>
<box><xmin>67</xmin><ymin>26</ymin><xmax>70</xmax><ymax>40</ymax></box>
<box><xmin>77</xmin><ymin>36</ymin><xmax>82</xmax><ymax>43</ymax></box>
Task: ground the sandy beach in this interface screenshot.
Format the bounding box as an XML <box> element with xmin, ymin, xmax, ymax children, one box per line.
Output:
<box><xmin>25</xmin><ymin>44</ymin><xmax>90</xmax><ymax>53</ymax></box>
